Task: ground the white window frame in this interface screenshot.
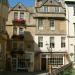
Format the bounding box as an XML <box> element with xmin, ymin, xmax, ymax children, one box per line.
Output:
<box><xmin>48</xmin><ymin>55</ymin><xmax>63</xmax><ymax>68</ymax></box>
<box><xmin>38</xmin><ymin>37</ymin><xmax>43</xmax><ymax>47</ymax></box>
<box><xmin>50</xmin><ymin>19</ymin><xmax>55</xmax><ymax>30</ymax></box>
<box><xmin>19</xmin><ymin>27</ymin><xmax>24</xmax><ymax>35</ymax></box>
<box><xmin>61</xmin><ymin>37</ymin><xmax>66</xmax><ymax>48</ymax></box>
<box><xmin>50</xmin><ymin>37</ymin><xmax>55</xmax><ymax>48</ymax></box>
<box><xmin>43</xmin><ymin>6</ymin><xmax>48</xmax><ymax>12</ymax></box>
<box><xmin>14</xmin><ymin>12</ymin><xmax>18</xmax><ymax>19</ymax></box>
<box><xmin>38</xmin><ymin>19</ymin><xmax>43</xmax><ymax>30</ymax></box>
<box><xmin>20</xmin><ymin>12</ymin><xmax>24</xmax><ymax>19</ymax></box>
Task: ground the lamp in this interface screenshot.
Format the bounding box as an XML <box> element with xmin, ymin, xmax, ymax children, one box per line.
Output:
<box><xmin>46</xmin><ymin>41</ymin><xmax>52</xmax><ymax>74</ymax></box>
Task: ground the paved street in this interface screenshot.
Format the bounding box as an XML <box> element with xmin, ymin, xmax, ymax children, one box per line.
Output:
<box><xmin>0</xmin><ymin>72</ymin><xmax>48</xmax><ymax>75</ymax></box>
<box><xmin>0</xmin><ymin>69</ymin><xmax>75</xmax><ymax>75</ymax></box>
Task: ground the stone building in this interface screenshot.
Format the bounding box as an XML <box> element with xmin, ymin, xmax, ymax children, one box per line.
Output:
<box><xmin>0</xmin><ymin>0</ymin><xmax>8</xmax><ymax>71</ymax></box>
<box><xmin>65</xmin><ymin>0</ymin><xmax>75</xmax><ymax>63</ymax></box>
<box><xmin>5</xmin><ymin>0</ymin><xmax>73</xmax><ymax>72</ymax></box>
<box><xmin>6</xmin><ymin>3</ymin><xmax>35</xmax><ymax>72</ymax></box>
<box><xmin>34</xmin><ymin>0</ymin><xmax>70</xmax><ymax>71</ymax></box>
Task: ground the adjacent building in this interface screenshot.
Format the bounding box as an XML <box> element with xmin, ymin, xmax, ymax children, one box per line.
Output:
<box><xmin>0</xmin><ymin>0</ymin><xmax>8</xmax><ymax>71</ymax></box>
<box><xmin>6</xmin><ymin>3</ymin><xmax>35</xmax><ymax>72</ymax></box>
<box><xmin>65</xmin><ymin>0</ymin><xmax>75</xmax><ymax>62</ymax></box>
<box><xmin>34</xmin><ymin>0</ymin><xmax>69</xmax><ymax>71</ymax></box>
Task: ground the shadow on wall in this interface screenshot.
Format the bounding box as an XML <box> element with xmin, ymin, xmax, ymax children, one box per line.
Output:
<box><xmin>24</xmin><ymin>31</ymin><xmax>42</xmax><ymax>72</ymax></box>
<box><xmin>6</xmin><ymin>31</ymin><xmax>42</xmax><ymax>72</ymax></box>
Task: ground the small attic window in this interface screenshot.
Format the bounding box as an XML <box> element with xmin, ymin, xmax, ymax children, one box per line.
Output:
<box><xmin>49</xmin><ymin>0</ymin><xmax>52</xmax><ymax>3</ymax></box>
<box><xmin>18</xmin><ymin>6</ymin><xmax>21</xmax><ymax>9</ymax></box>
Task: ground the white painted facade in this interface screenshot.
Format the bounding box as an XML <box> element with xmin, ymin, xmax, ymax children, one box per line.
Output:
<box><xmin>65</xmin><ymin>0</ymin><xmax>75</xmax><ymax>62</ymax></box>
<box><xmin>34</xmin><ymin>35</ymin><xmax>68</xmax><ymax>52</ymax></box>
<box><xmin>34</xmin><ymin>0</ymin><xmax>70</xmax><ymax>69</ymax></box>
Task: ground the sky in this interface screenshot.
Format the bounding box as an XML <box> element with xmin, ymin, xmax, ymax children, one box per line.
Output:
<box><xmin>8</xmin><ymin>0</ymin><xmax>35</xmax><ymax>7</ymax></box>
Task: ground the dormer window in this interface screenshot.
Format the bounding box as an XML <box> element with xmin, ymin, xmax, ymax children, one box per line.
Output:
<box><xmin>43</xmin><ymin>6</ymin><xmax>48</xmax><ymax>12</ymax></box>
<box><xmin>18</xmin><ymin>6</ymin><xmax>21</xmax><ymax>9</ymax></box>
<box><xmin>49</xmin><ymin>0</ymin><xmax>52</xmax><ymax>3</ymax></box>
<box><xmin>55</xmin><ymin>7</ymin><xmax>60</xmax><ymax>13</ymax></box>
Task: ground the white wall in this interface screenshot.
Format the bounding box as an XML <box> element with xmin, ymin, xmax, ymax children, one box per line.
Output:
<box><xmin>66</xmin><ymin>4</ymin><xmax>75</xmax><ymax>36</ymax></box>
<box><xmin>66</xmin><ymin>3</ymin><xmax>75</xmax><ymax>61</ymax></box>
<box><xmin>34</xmin><ymin>35</ymin><xmax>68</xmax><ymax>53</ymax></box>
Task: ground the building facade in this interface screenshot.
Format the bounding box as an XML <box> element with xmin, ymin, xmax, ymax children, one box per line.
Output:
<box><xmin>65</xmin><ymin>0</ymin><xmax>75</xmax><ymax>63</ymax></box>
<box><xmin>5</xmin><ymin>0</ymin><xmax>74</xmax><ymax>72</ymax></box>
<box><xmin>34</xmin><ymin>0</ymin><xmax>69</xmax><ymax>71</ymax></box>
<box><xmin>0</xmin><ymin>0</ymin><xmax>8</xmax><ymax>71</ymax></box>
<box><xmin>6</xmin><ymin>3</ymin><xmax>35</xmax><ymax>72</ymax></box>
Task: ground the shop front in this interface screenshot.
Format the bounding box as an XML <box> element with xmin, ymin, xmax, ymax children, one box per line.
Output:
<box><xmin>11</xmin><ymin>52</ymin><xmax>34</xmax><ymax>72</ymax></box>
<box><xmin>37</xmin><ymin>53</ymin><xmax>65</xmax><ymax>71</ymax></box>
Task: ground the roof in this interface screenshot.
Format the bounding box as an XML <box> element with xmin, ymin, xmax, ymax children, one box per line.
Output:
<box><xmin>8</xmin><ymin>3</ymin><xmax>35</xmax><ymax>14</ymax></box>
<box><xmin>36</xmin><ymin>0</ymin><xmax>65</xmax><ymax>9</ymax></box>
<box><xmin>27</xmin><ymin>7</ymin><xmax>35</xmax><ymax>13</ymax></box>
<box><xmin>65</xmin><ymin>1</ymin><xmax>75</xmax><ymax>4</ymax></box>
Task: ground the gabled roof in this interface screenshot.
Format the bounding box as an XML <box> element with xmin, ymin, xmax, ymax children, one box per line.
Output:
<box><xmin>43</xmin><ymin>0</ymin><xmax>60</xmax><ymax>6</ymax></box>
<box><xmin>8</xmin><ymin>3</ymin><xmax>34</xmax><ymax>14</ymax></box>
<box><xmin>36</xmin><ymin>0</ymin><xmax>65</xmax><ymax>9</ymax></box>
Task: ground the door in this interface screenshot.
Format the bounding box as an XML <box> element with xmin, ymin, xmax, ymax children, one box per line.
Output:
<box><xmin>41</xmin><ymin>58</ymin><xmax>46</xmax><ymax>71</ymax></box>
<box><xmin>11</xmin><ymin>58</ymin><xmax>17</xmax><ymax>71</ymax></box>
<box><xmin>17</xmin><ymin>57</ymin><xmax>25</xmax><ymax>71</ymax></box>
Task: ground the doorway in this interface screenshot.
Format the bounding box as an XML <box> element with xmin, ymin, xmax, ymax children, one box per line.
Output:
<box><xmin>41</xmin><ymin>58</ymin><xmax>46</xmax><ymax>71</ymax></box>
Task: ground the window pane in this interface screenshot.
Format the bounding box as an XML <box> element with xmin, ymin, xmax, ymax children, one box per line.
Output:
<box><xmin>43</xmin><ymin>6</ymin><xmax>48</xmax><ymax>12</ymax></box>
<box><xmin>50</xmin><ymin>19</ymin><xmax>55</xmax><ymax>30</ymax></box>
<box><xmin>38</xmin><ymin>37</ymin><xmax>43</xmax><ymax>47</ymax></box>
<box><xmin>50</xmin><ymin>37</ymin><xmax>55</xmax><ymax>48</ymax></box>
<box><xmin>13</xmin><ymin>27</ymin><xmax>17</xmax><ymax>35</ymax></box>
<box><xmin>55</xmin><ymin>7</ymin><xmax>59</xmax><ymax>13</ymax></box>
<box><xmin>48</xmin><ymin>56</ymin><xmax>63</xmax><ymax>67</ymax></box>
<box><xmin>14</xmin><ymin>12</ymin><xmax>18</xmax><ymax>19</ymax></box>
<box><xmin>74</xmin><ymin>7</ymin><xmax>75</xmax><ymax>16</ymax></box>
<box><xmin>74</xmin><ymin>23</ymin><xmax>75</xmax><ymax>36</ymax></box>
<box><xmin>20</xmin><ymin>12</ymin><xmax>24</xmax><ymax>19</ymax></box>
<box><xmin>61</xmin><ymin>37</ymin><xmax>66</xmax><ymax>48</ymax></box>
<box><xmin>19</xmin><ymin>27</ymin><xmax>24</xmax><ymax>35</ymax></box>
<box><xmin>38</xmin><ymin>19</ymin><xmax>43</xmax><ymax>30</ymax></box>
